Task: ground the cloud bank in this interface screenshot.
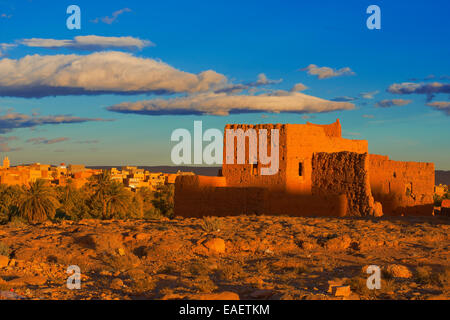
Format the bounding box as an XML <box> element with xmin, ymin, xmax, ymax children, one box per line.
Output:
<box><xmin>0</xmin><ymin>51</ymin><xmax>227</xmax><ymax>98</ymax></box>
<box><xmin>387</xmin><ymin>82</ymin><xmax>450</xmax><ymax>101</ymax></box>
<box><xmin>375</xmin><ymin>99</ymin><xmax>412</xmax><ymax>108</ymax></box>
<box><xmin>106</xmin><ymin>92</ymin><xmax>355</xmax><ymax>116</ymax></box>
<box><xmin>19</xmin><ymin>35</ymin><xmax>154</xmax><ymax>51</ymax></box>
<box><xmin>0</xmin><ymin>112</ymin><xmax>112</xmax><ymax>134</ymax></box>
<box><xmin>301</xmin><ymin>64</ymin><xmax>355</xmax><ymax>79</ymax></box>
<box><xmin>26</xmin><ymin>137</ymin><xmax>70</xmax><ymax>145</ymax></box>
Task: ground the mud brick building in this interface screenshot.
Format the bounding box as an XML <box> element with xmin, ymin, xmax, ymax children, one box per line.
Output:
<box><xmin>175</xmin><ymin>120</ymin><xmax>435</xmax><ymax>217</ymax></box>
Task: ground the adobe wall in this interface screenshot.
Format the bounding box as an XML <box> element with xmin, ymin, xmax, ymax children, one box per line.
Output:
<box><xmin>311</xmin><ymin>152</ymin><xmax>376</xmax><ymax>216</ymax></box>
<box><xmin>222</xmin><ymin>124</ymin><xmax>288</xmax><ymax>191</ymax></box>
<box><xmin>174</xmin><ymin>175</ymin><xmax>351</xmax><ymax>217</ymax></box>
<box><xmin>368</xmin><ymin>154</ymin><xmax>435</xmax><ymax>216</ymax></box>
<box><xmin>174</xmin><ymin>175</ymin><xmax>266</xmax><ymax>217</ymax></box>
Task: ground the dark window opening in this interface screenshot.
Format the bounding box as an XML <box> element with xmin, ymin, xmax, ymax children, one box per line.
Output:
<box><xmin>298</xmin><ymin>162</ymin><xmax>303</xmax><ymax>177</ymax></box>
<box><xmin>252</xmin><ymin>162</ymin><xmax>258</xmax><ymax>176</ymax></box>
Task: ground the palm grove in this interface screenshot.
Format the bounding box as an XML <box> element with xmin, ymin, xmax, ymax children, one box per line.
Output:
<box><xmin>0</xmin><ymin>171</ymin><xmax>174</xmax><ymax>224</ymax></box>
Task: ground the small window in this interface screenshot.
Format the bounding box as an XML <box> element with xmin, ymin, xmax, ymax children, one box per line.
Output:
<box><xmin>298</xmin><ymin>162</ymin><xmax>303</xmax><ymax>177</ymax></box>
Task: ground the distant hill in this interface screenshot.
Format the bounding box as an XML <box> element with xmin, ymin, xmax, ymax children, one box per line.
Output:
<box><xmin>436</xmin><ymin>170</ymin><xmax>450</xmax><ymax>186</ymax></box>
<box><xmin>87</xmin><ymin>166</ymin><xmax>221</xmax><ymax>176</ymax></box>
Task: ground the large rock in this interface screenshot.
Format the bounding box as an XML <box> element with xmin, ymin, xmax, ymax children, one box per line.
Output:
<box><xmin>8</xmin><ymin>276</ymin><xmax>48</xmax><ymax>287</ymax></box>
<box><xmin>385</xmin><ymin>264</ymin><xmax>412</xmax><ymax>278</ymax></box>
<box><xmin>0</xmin><ymin>255</ymin><xmax>9</xmax><ymax>268</ymax></box>
<box><xmin>203</xmin><ymin>238</ymin><xmax>226</xmax><ymax>254</ymax></box>
<box><xmin>75</xmin><ymin>233</ymin><xmax>123</xmax><ymax>252</ymax></box>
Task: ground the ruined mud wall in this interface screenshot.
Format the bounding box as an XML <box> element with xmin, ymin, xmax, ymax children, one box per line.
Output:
<box><xmin>285</xmin><ymin>123</ymin><xmax>368</xmax><ymax>195</ymax></box>
<box><xmin>368</xmin><ymin>155</ymin><xmax>434</xmax><ymax>216</ymax></box>
<box><xmin>311</xmin><ymin>152</ymin><xmax>376</xmax><ymax>217</ymax></box>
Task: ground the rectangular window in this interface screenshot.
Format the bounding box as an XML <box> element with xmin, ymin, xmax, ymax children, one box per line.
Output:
<box><xmin>252</xmin><ymin>162</ymin><xmax>258</xmax><ymax>176</ymax></box>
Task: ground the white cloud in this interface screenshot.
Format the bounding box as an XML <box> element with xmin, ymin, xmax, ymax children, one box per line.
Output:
<box><xmin>0</xmin><ymin>51</ymin><xmax>227</xmax><ymax>97</ymax></box>
<box><xmin>291</xmin><ymin>83</ymin><xmax>308</xmax><ymax>92</ymax></box>
<box><xmin>91</xmin><ymin>8</ymin><xmax>132</xmax><ymax>24</ymax></box>
<box><xmin>359</xmin><ymin>90</ymin><xmax>379</xmax><ymax>99</ymax></box>
<box><xmin>0</xmin><ymin>43</ymin><xmax>17</xmax><ymax>57</ymax></box>
<box><xmin>301</xmin><ymin>64</ymin><xmax>355</xmax><ymax>79</ymax></box>
<box><xmin>106</xmin><ymin>91</ymin><xmax>355</xmax><ymax>116</ymax></box>
<box><xmin>19</xmin><ymin>35</ymin><xmax>154</xmax><ymax>51</ymax></box>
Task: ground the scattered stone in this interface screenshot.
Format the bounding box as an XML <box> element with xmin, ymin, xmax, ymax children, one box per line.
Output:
<box><xmin>188</xmin><ymin>291</ymin><xmax>239</xmax><ymax>300</ymax></box>
<box><xmin>324</xmin><ymin>235</ymin><xmax>352</xmax><ymax>250</ymax></box>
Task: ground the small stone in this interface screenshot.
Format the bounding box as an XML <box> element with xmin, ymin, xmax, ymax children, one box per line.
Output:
<box><xmin>333</xmin><ymin>285</ymin><xmax>351</xmax><ymax>297</ymax></box>
<box><xmin>110</xmin><ymin>278</ymin><xmax>124</xmax><ymax>290</ymax></box>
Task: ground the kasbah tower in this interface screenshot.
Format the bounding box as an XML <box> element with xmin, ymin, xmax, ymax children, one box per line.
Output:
<box><xmin>174</xmin><ymin>119</ymin><xmax>435</xmax><ymax>218</ymax></box>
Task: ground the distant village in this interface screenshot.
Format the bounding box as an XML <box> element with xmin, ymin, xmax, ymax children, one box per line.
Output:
<box><xmin>0</xmin><ymin>156</ymin><xmax>194</xmax><ymax>191</ymax></box>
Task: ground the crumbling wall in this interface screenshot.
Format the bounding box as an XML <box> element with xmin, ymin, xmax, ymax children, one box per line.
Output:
<box><xmin>284</xmin><ymin>122</ymin><xmax>368</xmax><ymax>195</ymax></box>
<box><xmin>368</xmin><ymin>155</ymin><xmax>435</xmax><ymax>216</ymax></box>
<box><xmin>311</xmin><ymin>152</ymin><xmax>377</xmax><ymax>217</ymax></box>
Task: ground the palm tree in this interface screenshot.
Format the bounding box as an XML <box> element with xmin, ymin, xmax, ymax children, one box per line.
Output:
<box><xmin>89</xmin><ymin>171</ymin><xmax>112</xmax><ymax>219</ymax></box>
<box><xmin>57</xmin><ymin>180</ymin><xmax>81</xmax><ymax>220</ymax></box>
<box><xmin>104</xmin><ymin>182</ymin><xmax>131</xmax><ymax>219</ymax></box>
<box><xmin>18</xmin><ymin>179</ymin><xmax>59</xmax><ymax>224</ymax></box>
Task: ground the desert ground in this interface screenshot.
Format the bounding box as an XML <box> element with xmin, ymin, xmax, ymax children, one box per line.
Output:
<box><xmin>0</xmin><ymin>215</ymin><xmax>449</xmax><ymax>300</ymax></box>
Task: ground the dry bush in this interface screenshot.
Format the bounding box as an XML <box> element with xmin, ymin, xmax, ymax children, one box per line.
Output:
<box><xmin>188</xmin><ymin>261</ymin><xmax>211</xmax><ymax>277</ymax></box>
<box><xmin>100</xmin><ymin>251</ymin><xmax>140</xmax><ymax>273</ymax></box>
<box><xmin>130</xmin><ymin>276</ymin><xmax>155</xmax><ymax>294</ymax></box>
<box><xmin>201</xmin><ymin>216</ymin><xmax>222</xmax><ymax>233</ymax></box>
<box><xmin>216</xmin><ymin>262</ymin><xmax>244</xmax><ymax>281</ymax></box>
<box><xmin>416</xmin><ymin>266</ymin><xmax>450</xmax><ymax>288</ymax></box>
<box><xmin>0</xmin><ymin>242</ymin><xmax>10</xmax><ymax>256</ymax></box>
<box><xmin>195</xmin><ymin>276</ymin><xmax>218</xmax><ymax>293</ymax></box>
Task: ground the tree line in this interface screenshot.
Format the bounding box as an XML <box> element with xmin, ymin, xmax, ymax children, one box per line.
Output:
<box><xmin>0</xmin><ymin>171</ymin><xmax>174</xmax><ymax>224</ymax></box>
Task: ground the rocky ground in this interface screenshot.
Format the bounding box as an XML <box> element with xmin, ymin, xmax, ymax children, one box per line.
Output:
<box><xmin>0</xmin><ymin>215</ymin><xmax>449</xmax><ymax>300</ymax></box>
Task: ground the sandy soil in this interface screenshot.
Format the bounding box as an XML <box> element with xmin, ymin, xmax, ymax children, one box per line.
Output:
<box><xmin>0</xmin><ymin>215</ymin><xmax>449</xmax><ymax>300</ymax></box>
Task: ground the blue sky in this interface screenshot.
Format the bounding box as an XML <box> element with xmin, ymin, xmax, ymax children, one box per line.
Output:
<box><xmin>0</xmin><ymin>0</ymin><xmax>449</xmax><ymax>169</ymax></box>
